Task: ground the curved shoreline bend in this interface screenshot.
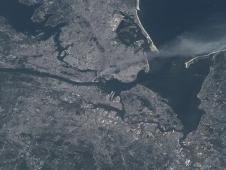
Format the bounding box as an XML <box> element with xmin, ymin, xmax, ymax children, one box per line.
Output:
<box><xmin>135</xmin><ymin>0</ymin><xmax>159</xmax><ymax>53</ymax></box>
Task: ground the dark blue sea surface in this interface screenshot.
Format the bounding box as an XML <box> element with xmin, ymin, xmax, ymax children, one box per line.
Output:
<box><xmin>139</xmin><ymin>0</ymin><xmax>226</xmax><ymax>46</ymax></box>
<box><xmin>0</xmin><ymin>0</ymin><xmax>224</xmax><ymax>136</ymax></box>
<box><xmin>137</xmin><ymin>0</ymin><xmax>226</xmax><ymax>135</ymax></box>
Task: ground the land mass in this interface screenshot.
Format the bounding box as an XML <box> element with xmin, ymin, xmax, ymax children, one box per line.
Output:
<box><xmin>0</xmin><ymin>0</ymin><xmax>225</xmax><ymax>169</ymax></box>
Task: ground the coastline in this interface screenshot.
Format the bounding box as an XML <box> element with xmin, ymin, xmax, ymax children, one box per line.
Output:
<box><xmin>135</xmin><ymin>0</ymin><xmax>159</xmax><ymax>53</ymax></box>
<box><xmin>185</xmin><ymin>48</ymin><xmax>226</xmax><ymax>68</ymax></box>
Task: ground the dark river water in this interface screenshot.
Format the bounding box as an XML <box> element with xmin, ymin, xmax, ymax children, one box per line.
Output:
<box><xmin>0</xmin><ymin>0</ymin><xmax>36</xmax><ymax>33</ymax></box>
<box><xmin>0</xmin><ymin>0</ymin><xmax>59</xmax><ymax>39</ymax></box>
<box><xmin>0</xmin><ymin>0</ymin><xmax>225</xmax><ymax>135</ymax></box>
<box><xmin>137</xmin><ymin>0</ymin><xmax>226</xmax><ymax>135</ymax></box>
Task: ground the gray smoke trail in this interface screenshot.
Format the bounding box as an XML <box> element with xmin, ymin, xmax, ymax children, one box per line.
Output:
<box><xmin>154</xmin><ymin>15</ymin><xmax>226</xmax><ymax>58</ymax></box>
<box><xmin>158</xmin><ymin>35</ymin><xmax>226</xmax><ymax>58</ymax></box>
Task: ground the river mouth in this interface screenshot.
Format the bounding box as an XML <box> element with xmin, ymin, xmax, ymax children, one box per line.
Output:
<box><xmin>141</xmin><ymin>57</ymin><xmax>210</xmax><ymax>135</ymax></box>
<box><xmin>135</xmin><ymin>0</ymin><xmax>226</xmax><ymax>135</ymax></box>
<box><xmin>102</xmin><ymin>57</ymin><xmax>210</xmax><ymax>135</ymax></box>
<box><xmin>0</xmin><ymin>0</ymin><xmax>221</xmax><ymax>136</ymax></box>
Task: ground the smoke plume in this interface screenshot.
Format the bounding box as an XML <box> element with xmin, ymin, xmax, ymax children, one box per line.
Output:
<box><xmin>153</xmin><ymin>15</ymin><xmax>226</xmax><ymax>58</ymax></box>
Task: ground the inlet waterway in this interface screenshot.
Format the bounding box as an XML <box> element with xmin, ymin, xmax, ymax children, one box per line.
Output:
<box><xmin>0</xmin><ymin>0</ymin><xmax>225</xmax><ymax>136</ymax></box>
<box><xmin>136</xmin><ymin>0</ymin><xmax>226</xmax><ymax>135</ymax></box>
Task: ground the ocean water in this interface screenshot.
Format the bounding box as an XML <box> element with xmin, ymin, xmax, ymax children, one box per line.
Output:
<box><xmin>0</xmin><ymin>0</ymin><xmax>224</xmax><ymax>135</ymax></box>
<box><xmin>137</xmin><ymin>0</ymin><xmax>226</xmax><ymax>134</ymax></box>
<box><xmin>138</xmin><ymin>0</ymin><xmax>226</xmax><ymax>46</ymax></box>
